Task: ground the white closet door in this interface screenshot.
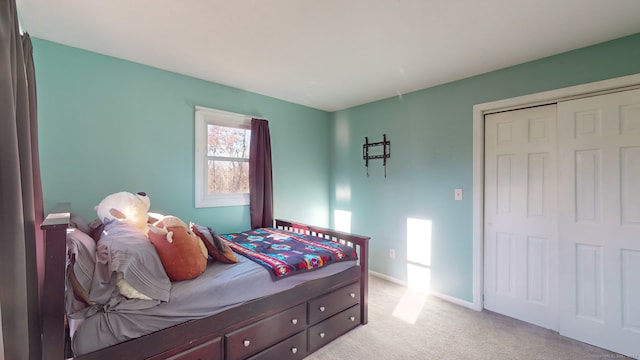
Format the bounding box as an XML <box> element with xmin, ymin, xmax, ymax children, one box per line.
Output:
<box><xmin>558</xmin><ymin>88</ymin><xmax>640</xmax><ymax>359</ymax></box>
<box><xmin>484</xmin><ymin>105</ymin><xmax>558</xmax><ymax>330</ymax></box>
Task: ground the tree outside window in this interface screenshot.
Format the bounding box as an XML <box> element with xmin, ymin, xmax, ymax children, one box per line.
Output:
<box><xmin>195</xmin><ymin>107</ymin><xmax>251</xmax><ymax>207</ymax></box>
<box><xmin>207</xmin><ymin>124</ymin><xmax>250</xmax><ymax>194</ymax></box>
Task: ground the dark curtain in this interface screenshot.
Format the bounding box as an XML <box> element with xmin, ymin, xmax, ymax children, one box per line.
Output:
<box><xmin>249</xmin><ymin>118</ymin><xmax>274</xmax><ymax>228</ymax></box>
<box><xmin>0</xmin><ymin>0</ymin><xmax>44</xmax><ymax>359</ymax></box>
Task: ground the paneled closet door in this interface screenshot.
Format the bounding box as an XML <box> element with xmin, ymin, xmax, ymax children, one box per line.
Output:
<box><xmin>484</xmin><ymin>105</ymin><xmax>558</xmax><ymax>330</ymax></box>
<box><xmin>557</xmin><ymin>88</ymin><xmax>640</xmax><ymax>359</ymax></box>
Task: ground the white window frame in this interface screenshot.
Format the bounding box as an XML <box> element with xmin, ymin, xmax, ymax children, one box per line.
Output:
<box><xmin>195</xmin><ymin>106</ymin><xmax>251</xmax><ymax>208</ymax></box>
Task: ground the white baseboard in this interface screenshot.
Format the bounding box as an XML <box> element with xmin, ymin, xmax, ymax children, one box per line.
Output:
<box><xmin>369</xmin><ymin>270</ymin><xmax>406</xmax><ymax>286</ymax></box>
<box><xmin>429</xmin><ymin>290</ymin><xmax>480</xmax><ymax>311</ymax></box>
<box><xmin>369</xmin><ymin>270</ymin><xmax>480</xmax><ymax>311</ymax></box>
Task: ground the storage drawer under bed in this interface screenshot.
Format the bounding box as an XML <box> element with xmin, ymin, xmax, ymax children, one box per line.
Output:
<box><xmin>308</xmin><ymin>304</ymin><xmax>361</xmax><ymax>353</ymax></box>
<box><xmin>148</xmin><ymin>336</ymin><xmax>222</xmax><ymax>360</ymax></box>
<box><xmin>307</xmin><ymin>282</ymin><xmax>360</xmax><ymax>325</ymax></box>
<box><xmin>246</xmin><ymin>330</ymin><xmax>306</xmax><ymax>360</ymax></box>
<box><xmin>225</xmin><ymin>303</ymin><xmax>306</xmax><ymax>359</ymax></box>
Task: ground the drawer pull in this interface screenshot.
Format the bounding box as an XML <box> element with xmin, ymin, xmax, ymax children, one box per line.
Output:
<box><xmin>349</xmin><ymin>292</ymin><xmax>356</xmax><ymax>298</ymax></box>
<box><xmin>319</xmin><ymin>332</ymin><xmax>325</xmax><ymax>339</ymax></box>
<box><xmin>319</xmin><ymin>306</ymin><xmax>326</xmax><ymax>312</ymax></box>
<box><xmin>291</xmin><ymin>347</ymin><xmax>298</xmax><ymax>354</ymax></box>
<box><xmin>349</xmin><ymin>316</ymin><xmax>356</xmax><ymax>322</ymax></box>
<box><xmin>243</xmin><ymin>339</ymin><xmax>251</xmax><ymax>347</ymax></box>
<box><xmin>291</xmin><ymin>318</ymin><xmax>298</xmax><ymax>325</ymax></box>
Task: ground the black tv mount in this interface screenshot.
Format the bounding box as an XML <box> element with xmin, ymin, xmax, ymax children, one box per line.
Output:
<box><xmin>363</xmin><ymin>134</ymin><xmax>390</xmax><ymax>177</ymax></box>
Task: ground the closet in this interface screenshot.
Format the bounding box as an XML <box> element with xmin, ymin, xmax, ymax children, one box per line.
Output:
<box><xmin>483</xmin><ymin>88</ymin><xmax>640</xmax><ymax>358</ymax></box>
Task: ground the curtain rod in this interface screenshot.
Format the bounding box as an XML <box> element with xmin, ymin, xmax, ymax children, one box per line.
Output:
<box><xmin>194</xmin><ymin>105</ymin><xmax>263</xmax><ymax>120</ymax></box>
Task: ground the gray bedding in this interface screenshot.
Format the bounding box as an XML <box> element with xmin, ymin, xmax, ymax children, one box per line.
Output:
<box><xmin>71</xmin><ymin>254</ymin><xmax>356</xmax><ymax>356</ymax></box>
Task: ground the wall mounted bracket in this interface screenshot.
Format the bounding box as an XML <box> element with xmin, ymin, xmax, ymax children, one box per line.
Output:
<box><xmin>363</xmin><ymin>134</ymin><xmax>390</xmax><ymax>177</ymax></box>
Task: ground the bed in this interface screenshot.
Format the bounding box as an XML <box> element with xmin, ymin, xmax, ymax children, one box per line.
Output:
<box><xmin>40</xmin><ymin>203</ymin><xmax>370</xmax><ymax>359</ymax></box>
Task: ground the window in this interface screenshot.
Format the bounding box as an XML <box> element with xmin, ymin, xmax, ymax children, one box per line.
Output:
<box><xmin>195</xmin><ymin>106</ymin><xmax>251</xmax><ymax>207</ymax></box>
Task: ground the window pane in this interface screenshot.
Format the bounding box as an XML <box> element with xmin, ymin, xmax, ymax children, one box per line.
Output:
<box><xmin>207</xmin><ymin>124</ymin><xmax>250</xmax><ymax>158</ymax></box>
<box><xmin>207</xmin><ymin>160</ymin><xmax>249</xmax><ymax>194</ymax></box>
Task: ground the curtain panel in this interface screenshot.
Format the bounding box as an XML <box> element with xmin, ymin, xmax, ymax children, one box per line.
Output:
<box><xmin>249</xmin><ymin>118</ymin><xmax>274</xmax><ymax>229</ymax></box>
<box><xmin>0</xmin><ymin>1</ymin><xmax>43</xmax><ymax>359</ymax></box>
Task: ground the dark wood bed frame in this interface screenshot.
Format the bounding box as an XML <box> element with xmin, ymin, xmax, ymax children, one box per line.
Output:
<box><xmin>40</xmin><ymin>204</ymin><xmax>369</xmax><ymax>360</ymax></box>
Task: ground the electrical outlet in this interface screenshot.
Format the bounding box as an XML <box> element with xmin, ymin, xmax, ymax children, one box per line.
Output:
<box><xmin>389</xmin><ymin>248</ymin><xmax>396</xmax><ymax>259</ymax></box>
<box><xmin>455</xmin><ymin>188</ymin><xmax>463</xmax><ymax>201</ymax></box>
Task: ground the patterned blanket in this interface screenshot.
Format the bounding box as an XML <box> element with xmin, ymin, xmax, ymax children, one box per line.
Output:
<box><xmin>220</xmin><ymin>228</ymin><xmax>358</xmax><ymax>280</ymax></box>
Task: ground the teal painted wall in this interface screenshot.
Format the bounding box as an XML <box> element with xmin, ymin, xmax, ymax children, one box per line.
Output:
<box><xmin>34</xmin><ymin>39</ymin><xmax>331</xmax><ymax>233</ymax></box>
<box><xmin>330</xmin><ymin>33</ymin><xmax>640</xmax><ymax>302</ymax></box>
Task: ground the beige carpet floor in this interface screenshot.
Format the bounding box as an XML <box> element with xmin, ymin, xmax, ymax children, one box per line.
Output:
<box><xmin>305</xmin><ymin>275</ymin><xmax>628</xmax><ymax>360</ymax></box>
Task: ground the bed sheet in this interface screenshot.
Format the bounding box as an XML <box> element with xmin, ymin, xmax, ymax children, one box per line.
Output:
<box><xmin>71</xmin><ymin>253</ymin><xmax>356</xmax><ymax>356</ymax></box>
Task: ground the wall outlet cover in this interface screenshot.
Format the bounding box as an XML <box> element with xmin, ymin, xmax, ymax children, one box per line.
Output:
<box><xmin>455</xmin><ymin>188</ymin><xmax>463</xmax><ymax>201</ymax></box>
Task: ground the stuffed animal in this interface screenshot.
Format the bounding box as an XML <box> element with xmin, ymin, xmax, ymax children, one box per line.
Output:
<box><xmin>95</xmin><ymin>191</ymin><xmax>151</xmax><ymax>233</ymax></box>
<box><xmin>148</xmin><ymin>216</ymin><xmax>208</xmax><ymax>281</ymax></box>
<box><xmin>94</xmin><ymin>191</ymin><xmax>171</xmax><ymax>301</ymax></box>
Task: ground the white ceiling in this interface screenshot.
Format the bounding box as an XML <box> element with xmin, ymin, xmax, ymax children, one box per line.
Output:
<box><xmin>16</xmin><ymin>0</ymin><xmax>640</xmax><ymax>112</ymax></box>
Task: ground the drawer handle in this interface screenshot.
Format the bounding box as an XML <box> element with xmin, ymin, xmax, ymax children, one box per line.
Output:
<box><xmin>291</xmin><ymin>347</ymin><xmax>298</xmax><ymax>354</ymax></box>
<box><xmin>243</xmin><ymin>339</ymin><xmax>251</xmax><ymax>347</ymax></box>
<box><xmin>349</xmin><ymin>292</ymin><xmax>356</xmax><ymax>298</ymax></box>
<box><xmin>349</xmin><ymin>316</ymin><xmax>356</xmax><ymax>322</ymax></box>
<box><xmin>319</xmin><ymin>332</ymin><xmax>325</xmax><ymax>339</ymax></box>
<box><xmin>319</xmin><ymin>306</ymin><xmax>326</xmax><ymax>312</ymax></box>
<box><xmin>291</xmin><ymin>318</ymin><xmax>298</xmax><ymax>325</ymax></box>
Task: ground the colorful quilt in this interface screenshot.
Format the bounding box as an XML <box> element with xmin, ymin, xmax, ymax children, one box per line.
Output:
<box><xmin>220</xmin><ymin>228</ymin><xmax>358</xmax><ymax>280</ymax></box>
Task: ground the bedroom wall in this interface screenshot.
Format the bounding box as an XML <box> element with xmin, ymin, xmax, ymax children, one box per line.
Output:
<box><xmin>33</xmin><ymin>39</ymin><xmax>332</xmax><ymax>233</ymax></box>
<box><xmin>330</xmin><ymin>32</ymin><xmax>640</xmax><ymax>302</ymax></box>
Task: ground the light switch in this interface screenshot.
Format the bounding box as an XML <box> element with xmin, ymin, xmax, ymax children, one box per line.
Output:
<box><xmin>454</xmin><ymin>188</ymin><xmax>463</xmax><ymax>201</ymax></box>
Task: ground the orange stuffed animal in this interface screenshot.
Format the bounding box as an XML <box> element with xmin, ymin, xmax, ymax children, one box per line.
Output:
<box><xmin>148</xmin><ymin>216</ymin><xmax>208</xmax><ymax>281</ymax></box>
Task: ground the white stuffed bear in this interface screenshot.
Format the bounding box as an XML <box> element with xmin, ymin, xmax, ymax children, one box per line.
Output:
<box><xmin>95</xmin><ymin>191</ymin><xmax>151</xmax><ymax>233</ymax></box>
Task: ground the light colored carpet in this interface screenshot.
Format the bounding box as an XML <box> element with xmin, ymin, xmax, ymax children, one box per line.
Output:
<box><xmin>305</xmin><ymin>275</ymin><xmax>627</xmax><ymax>360</ymax></box>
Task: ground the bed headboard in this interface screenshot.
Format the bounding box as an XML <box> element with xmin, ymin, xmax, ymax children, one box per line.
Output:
<box><xmin>40</xmin><ymin>203</ymin><xmax>71</xmax><ymax>360</ymax></box>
